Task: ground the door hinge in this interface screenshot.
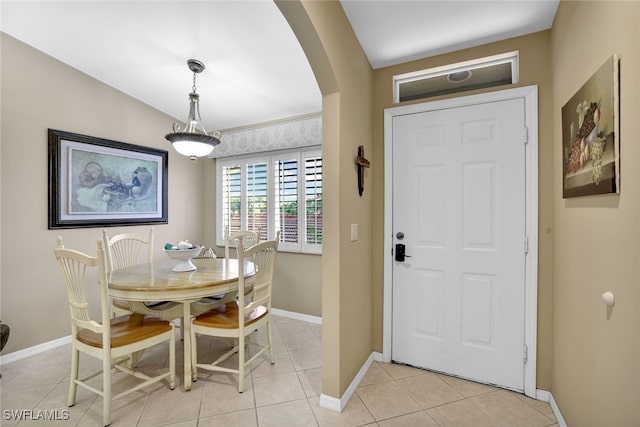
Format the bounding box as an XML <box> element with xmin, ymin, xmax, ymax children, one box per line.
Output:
<box><xmin>524</xmin><ymin>236</ymin><xmax>529</xmax><ymax>255</ymax></box>
<box><xmin>524</xmin><ymin>126</ymin><xmax>529</xmax><ymax>144</ymax></box>
<box><xmin>523</xmin><ymin>345</ymin><xmax>528</xmax><ymax>363</ymax></box>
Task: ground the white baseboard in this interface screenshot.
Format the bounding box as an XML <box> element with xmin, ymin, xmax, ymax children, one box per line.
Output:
<box><xmin>546</xmin><ymin>390</ymin><xmax>567</xmax><ymax>427</ymax></box>
<box><xmin>0</xmin><ymin>335</ymin><xmax>71</xmax><ymax>365</ymax></box>
<box><xmin>318</xmin><ymin>393</ymin><xmax>342</xmax><ymax>412</ymax></box>
<box><xmin>272</xmin><ymin>308</ymin><xmax>322</xmax><ymax>324</ymax></box>
<box><xmin>535</xmin><ymin>389</ymin><xmax>550</xmax><ymax>402</ymax></box>
<box><xmin>372</xmin><ymin>352</ymin><xmax>385</xmax><ymax>362</ymax></box>
<box><xmin>319</xmin><ymin>351</ymin><xmax>382</xmax><ymax>412</ymax></box>
<box><xmin>536</xmin><ymin>389</ymin><xmax>567</xmax><ymax>427</ymax></box>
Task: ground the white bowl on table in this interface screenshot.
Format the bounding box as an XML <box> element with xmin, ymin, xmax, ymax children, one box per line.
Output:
<box><xmin>163</xmin><ymin>246</ymin><xmax>203</xmax><ymax>272</ymax></box>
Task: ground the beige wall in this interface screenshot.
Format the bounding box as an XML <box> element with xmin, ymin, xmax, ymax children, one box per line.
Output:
<box><xmin>272</xmin><ymin>252</ymin><xmax>322</xmax><ymax>317</ymax></box>
<box><xmin>550</xmin><ymin>1</ymin><xmax>640</xmax><ymax>425</ymax></box>
<box><xmin>372</xmin><ymin>31</ymin><xmax>555</xmax><ymax>390</ymax></box>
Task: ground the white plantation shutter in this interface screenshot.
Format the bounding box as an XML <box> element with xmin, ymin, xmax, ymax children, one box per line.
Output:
<box><xmin>221</xmin><ymin>163</ymin><xmax>242</xmax><ymax>237</ymax></box>
<box><xmin>304</xmin><ymin>153</ymin><xmax>322</xmax><ymax>250</ymax></box>
<box><xmin>274</xmin><ymin>156</ymin><xmax>299</xmax><ymax>251</ymax></box>
<box><xmin>246</xmin><ymin>161</ymin><xmax>268</xmax><ymax>240</ymax></box>
<box><xmin>217</xmin><ymin>148</ymin><xmax>322</xmax><ymax>253</ymax></box>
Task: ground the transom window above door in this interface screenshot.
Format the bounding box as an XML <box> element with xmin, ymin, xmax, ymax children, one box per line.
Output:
<box><xmin>393</xmin><ymin>51</ymin><xmax>519</xmax><ymax>102</ymax></box>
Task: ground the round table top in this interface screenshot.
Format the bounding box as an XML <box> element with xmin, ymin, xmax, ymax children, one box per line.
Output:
<box><xmin>108</xmin><ymin>258</ymin><xmax>255</xmax><ymax>296</ymax></box>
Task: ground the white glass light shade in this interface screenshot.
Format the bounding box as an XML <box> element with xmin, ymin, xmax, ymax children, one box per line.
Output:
<box><xmin>165</xmin><ymin>59</ymin><xmax>220</xmax><ymax>162</ymax></box>
<box><xmin>170</xmin><ymin>138</ymin><xmax>215</xmax><ymax>158</ymax></box>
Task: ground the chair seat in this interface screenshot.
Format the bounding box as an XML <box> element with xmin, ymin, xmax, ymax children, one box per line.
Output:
<box><xmin>77</xmin><ymin>314</ymin><xmax>172</xmax><ymax>348</ymax></box>
<box><xmin>193</xmin><ymin>303</ymin><xmax>267</xmax><ymax>329</ymax></box>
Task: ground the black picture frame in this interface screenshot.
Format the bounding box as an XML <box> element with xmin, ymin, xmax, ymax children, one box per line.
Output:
<box><xmin>48</xmin><ymin>129</ymin><xmax>168</xmax><ymax>229</ymax></box>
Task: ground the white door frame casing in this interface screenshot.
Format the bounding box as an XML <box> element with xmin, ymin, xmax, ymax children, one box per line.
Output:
<box><xmin>382</xmin><ymin>85</ymin><xmax>539</xmax><ymax>397</ymax></box>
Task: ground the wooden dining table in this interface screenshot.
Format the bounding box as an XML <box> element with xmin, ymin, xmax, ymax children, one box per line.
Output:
<box><xmin>107</xmin><ymin>257</ymin><xmax>256</xmax><ymax>390</ymax></box>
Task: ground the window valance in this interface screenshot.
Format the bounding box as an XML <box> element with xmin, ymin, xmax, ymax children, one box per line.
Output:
<box><xmin>209</xmin><ymin>114</ymin><xmax>322</xmax><ymax>158</ymax></box>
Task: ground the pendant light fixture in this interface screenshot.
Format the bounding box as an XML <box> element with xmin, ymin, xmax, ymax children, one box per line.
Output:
<box><xmin>165</xmin><ymin>59</ymin><xmax>221</xmax><ymax>163</ymax></box>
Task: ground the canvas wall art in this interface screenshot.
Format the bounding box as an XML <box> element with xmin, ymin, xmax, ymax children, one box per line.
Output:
<box><xmin>562</xmin><ymin>55</ymin><xmax>620</xmax><ymax>198</ymax></box>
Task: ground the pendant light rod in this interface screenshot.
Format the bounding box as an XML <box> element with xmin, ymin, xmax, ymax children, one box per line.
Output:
<box><xmin>165</xmin><ymin>58</ymin><xmax>221</xmax><ymax>163</ymax></box>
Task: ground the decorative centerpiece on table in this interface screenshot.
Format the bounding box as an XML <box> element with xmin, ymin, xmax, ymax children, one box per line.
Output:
<box><xmin>163</xmin><ymin>240</ymin><xmax>203</xmax><ymax>272</ymax></box>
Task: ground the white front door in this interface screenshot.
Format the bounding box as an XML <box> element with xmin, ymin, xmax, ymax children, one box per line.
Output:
<box><xmin>391</xmin><ymin>97</ymin><xmax>527</xmax><ymax>391</ymax></box>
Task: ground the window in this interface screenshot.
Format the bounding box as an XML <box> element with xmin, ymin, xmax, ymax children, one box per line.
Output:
<box><xmin>217</xmin><ymin>148</ymin><xmax>322</xmax><ymax>253</ymax></box>
<box><xmin>393</xmin><ymin>51</ymin><xmax>519</xmax><ymax>103</ymax></box>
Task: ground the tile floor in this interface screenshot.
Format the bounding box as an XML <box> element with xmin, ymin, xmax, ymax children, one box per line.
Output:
<box><xmin>0</xmin><ymin>315</ymin><xmax>558</xmax><ymax>426</ymax></box>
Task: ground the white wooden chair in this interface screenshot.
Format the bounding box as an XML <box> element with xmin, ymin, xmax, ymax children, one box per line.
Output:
<box><xmin>224</xmin><ymin>229</ymin><xmax>259</xmax><ymax>259</ymax></box>
<box><xmin>102</xmin><ymin>229</ymin><xmax>183</xmax><ymax>319</ymax></box>
<box><xmin>54</xmin><ymin>236</ymin><xmax>175</xmax><ymax>427</ymax></box>
<box><xmin>196</xmin><ymin>230</ymin><xmax>260</xmax><ymax>307</ymax></box>
<box><xmin>195</xmin><ymin>247</ymin><xmax>217</xmax><ymax>259</ymax></box>
<box><xmin>191</xmin><ymin>234</ymin><xmax>279</xmax><ymax>392</ymax></box>
<box><xmin>102</xmin><ymin>228</ymin><xmax>153</xmax><ymax>274</ymax></box>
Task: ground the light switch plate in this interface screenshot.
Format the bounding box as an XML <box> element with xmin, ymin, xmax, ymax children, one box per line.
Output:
<box><xmin>350</xmin><ymin>224</ymin><xmax>358</xmax><ymax>241</ymax></box>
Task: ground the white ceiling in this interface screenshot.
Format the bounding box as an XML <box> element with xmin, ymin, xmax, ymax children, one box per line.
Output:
<box><xmin>342</xmin><ymin>0</ymin><xmax>559</xmax><ymax>69</ymax></box>
<box><xmin>1</xmin><ymin>0</ymin><xmax>558</xmax><ymax>132</ymax></box>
